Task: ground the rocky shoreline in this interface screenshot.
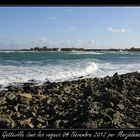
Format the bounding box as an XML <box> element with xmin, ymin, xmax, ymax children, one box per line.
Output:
<box><xmin>0</xmin><ymin>72</ymin><xmax>140</xmax><ymax>128</ymax></box>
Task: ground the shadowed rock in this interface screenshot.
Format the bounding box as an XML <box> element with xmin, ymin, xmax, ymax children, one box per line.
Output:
<box><xmin>0</xmin><ymin>72</ymin><xmax>140</xmax><ymax>128</ymax></box>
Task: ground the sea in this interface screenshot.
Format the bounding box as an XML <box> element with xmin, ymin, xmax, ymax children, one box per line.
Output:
<box><xmin>0</xmin><ymin>50</ymin><xmax>140</xmax><ymax>88</ymax></box>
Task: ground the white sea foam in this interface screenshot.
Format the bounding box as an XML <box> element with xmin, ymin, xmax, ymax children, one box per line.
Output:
<box><xmin>91</xmin><ymin>62</ymin><xmax>140</xmax><ymax>78</ymax></box>
<box><xmin>0</xmin><ymin>61</ymin><xmax>98</xmax><ymax>87</ymax></box>
<box><xmin>0</xmin><ymin>51</ymin><xmax>16</xmax><ymax>53</ymax></box>
<box><xmin>0</xmin><ymin>57</ymin><xmax>140</xmax><ymax>88</ymax></box>
<box><xmin>70</xmin><ymin>51</ymin><xmax>104</xmax><ymax>55</ymax></box>
<box><xmin>0</xmin><ymin>50</ymin><xmax>38</xmax><ymax>53</ymax></box>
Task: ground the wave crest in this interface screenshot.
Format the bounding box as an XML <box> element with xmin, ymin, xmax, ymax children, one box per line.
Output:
<box><xmin>0</xmin><ymin>61</ymin><xmax>98</xmax><ymax>87</ymax></box>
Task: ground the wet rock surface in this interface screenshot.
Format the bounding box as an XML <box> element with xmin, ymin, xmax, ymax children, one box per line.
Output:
<box><xmin>0</xmin><ymin>72</ymin><xmax>140</xmax><ymax>128</ymax></box>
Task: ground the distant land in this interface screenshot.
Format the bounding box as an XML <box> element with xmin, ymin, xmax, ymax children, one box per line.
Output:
<box><xmin>1</xmin><ymin>46</ymin><xmax>140</xmax><ymax>52</ymax></box>
<box><xmin>21</xmin><ymin>46</ymin><xmax>140</xmax><ymax>52</ymax></box>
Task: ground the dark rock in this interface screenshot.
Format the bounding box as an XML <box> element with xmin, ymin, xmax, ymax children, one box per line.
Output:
<box><xmin>50</xmin><ymin>120</ymin><xmax>61</xmax><ymax>128</ymax></box>
<box><xmin>23</xmin><ymin>84</ymin><xmax>31</xmax><ymax>91</ymax></box>
<box><xmin>68</xmin><ymin>98</ymin><xmax>78</xmax><ymax>106</ymax></box>
<box><xmin>80</xmin><ymin>83</ymin><xmax>87</xmax><ymax>89</ymax></box>
<box><xmin>0</xmin><ymin>72</ymin><xmax>140</xmax><ymax>128</ymax></box>
<box><xmin>104</xmin><ymin>114</ymin><xmax>112</xmax><ymax>122</ymax></box>
<box><xmin>0</xmin><ymin>115</ymin><xmax>15</xmax><ymax>128</ymax></box>
<box><xmin>6</xmin><ymin>86</ymin><xmax>18</xmax><ymax>91</ymax></box>
<box><xmin>84</xmin><ymin>85</ymin><xmax>93</xmax><ymax>96</ymax></box>
<box><xmin>72</xmin><ymin>120</ymin><xmax>82</xmax><ymax>128</ymax></box>
<box><xmin>113</xmin><ymin>72</ymin><xmax>119</xmax><ymax>78</ymax></box>
<box><xmin>101</xmin><ymin>100</ymin><xmax>114</xmax><ymax>108</ymax></box>
<box><xmin>78</xmin><ymin>76</ymin><xmax>84</xmax><ymax>79</ymax></box>
<box><xmin>106</xmin><ymin>108</ymin><xmax>115</xmax><ymax>117</ymax></box>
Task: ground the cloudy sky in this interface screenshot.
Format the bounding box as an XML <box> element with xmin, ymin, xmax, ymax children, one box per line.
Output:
<box><xmin>0</xmin><ymin>7</ymin><xmax>140</xmax><ymax>49</ymax></box>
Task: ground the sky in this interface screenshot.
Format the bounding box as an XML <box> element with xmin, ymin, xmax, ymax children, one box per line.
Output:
<box><xmin>0</xmin><ymin>7</ymin><xmax>140</xmax><ymax>49</ymax></box>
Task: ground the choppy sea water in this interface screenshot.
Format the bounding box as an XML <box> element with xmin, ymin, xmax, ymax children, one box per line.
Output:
<box><xmin>0</xmin><ymin>50</ymin><xmax>140</xmax><ymax>88</ymax></box>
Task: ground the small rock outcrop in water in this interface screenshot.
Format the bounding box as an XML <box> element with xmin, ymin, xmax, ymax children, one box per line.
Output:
<box><xmin>0</xmin><ymin>72</ymin><xmax>140</xmax><ymax>128</ymax></box>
